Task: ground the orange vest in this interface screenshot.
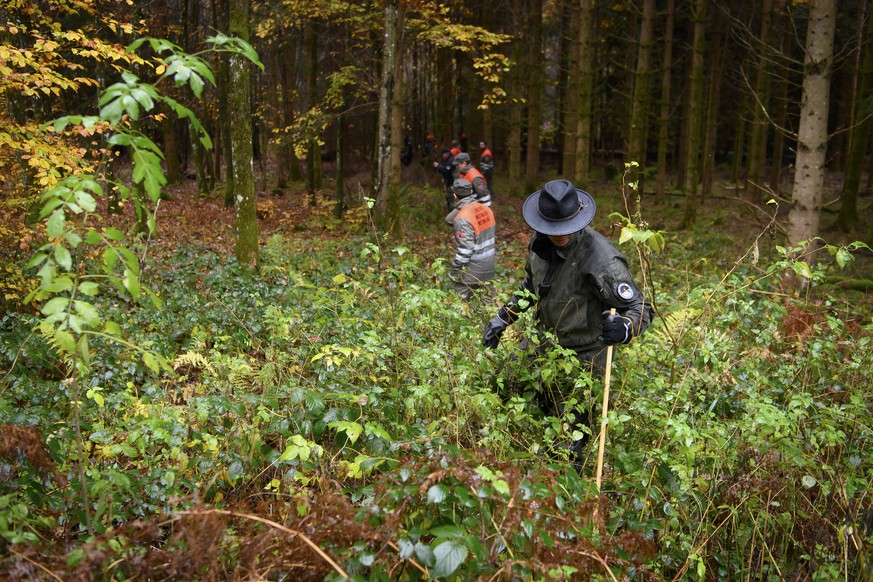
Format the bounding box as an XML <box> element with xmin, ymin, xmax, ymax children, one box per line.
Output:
<box><xmin>456</xmin><ymin>201</ymin><xmax>496</xmax><ymax>234</ymax></box>
<box><xmin>460</xmin><ymin>166</ymin><xmax>486</xmax><ymax>184</ymax></box>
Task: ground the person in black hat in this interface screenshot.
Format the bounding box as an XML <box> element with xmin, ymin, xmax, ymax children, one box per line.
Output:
<box><xmin>481</xmin><ymin>179</ymin><xmax>652</xmax><ymax>462</ymax></box>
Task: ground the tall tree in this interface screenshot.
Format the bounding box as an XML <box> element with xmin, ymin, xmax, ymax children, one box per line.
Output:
<box><xmin>573</xmin><ymin>0</ymin><xmax>595</xmax><ymax>187</ymax></box>
<box><xmin>627</xmin><ymin>0</ymin><xmax>656</xmax><ymax>192</ymax></box>
<box><xmin>680</xmin><ymin>0</ymin><xmax>707</xmax><ymax>228</ymax></box>
<box><xmin>373</xmin><ymin>0</ymin><xmax>400</xmax><ymax>232</ymax></box>
<box><xmin>745</xmin><ymin>0</ymin><xmax>775</xmax><ymax>204</ymax></box>
<box><xmin>838</xmin><ymin>0</ymin><xmax>873</xmax><ymax>232</ymax></box>
<box><xmin>655</xmin><ymin>0</ymin><xmax>675</xmax><ymax>197</ymax></box>
<box><xmin>561</xmin><ymin>0</ymin><xmax>581</xmax><ymax>177</ymax></box>
<box><xmin>524</xmin><ymin>0</ymin><xmax>544</xmax><ymax>189</ymax></box>
<box><xmin>229</xmin><ymin>0</ymin><xmax>258</xmax><ymax>268</ymax></box>
<box><xmin>788</xmin><ymin>0</ymin><xmax>836</xmax><ymax>248</ymax></box>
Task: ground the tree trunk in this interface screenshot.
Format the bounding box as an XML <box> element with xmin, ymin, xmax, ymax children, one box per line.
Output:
<box><xmin>561</xmin><ymin>0</ymin><xmax>581</xmax><ymax>179</ymax></box>
<box><xmin>788</xmin><ymin>0</ymin><xmax>836</xmax><ymax>248</ymax></box>
<box><xmin>701</xmin><ymin>4</ymin><xmax>723</xmax><ymax>198</ymax></box>
<box><xmin>305</xmin><ymin>21</ymin><xmax>319</xmax><ymax>206</ymax></box>
<box><xmin>655</xmin><ymin>0</ymin><xmax>675</xmax><ymax>197</ymax></box>
<box><xmin>838</xmin><ymin>0</ymin><xmax>873</xmax><ymax>232</ymax></box>
<box><xmin>508</xmin><ymin>0</ymin><xmax>525</xmax><ymax>183</ymax></box>
<box><xmin>220</xmin><ymin>0</ymin><xmax>234</xmax><ymax>207</ymax></box>
<box><xmin>573</xmin><ymin>0</ymin><xmax>595</xmax><ymax>188</ymax></box>
<box><xmin>769</xmin><ymin>13</ymin><xmax>790</xmax><ymax>196</ymax></box>
<box><xmin>229</xmin><ymin>0</ymin><xmax>258</xmax><ymax>268</ymax></box>
<box><xmin>524</xmin><ymin>0</ymin><xmax>543</xmax><ymax>189</ymax></box>
<box><xmin>745</xmin><ymin>0</ymin><xmax>774</xmax><ymax>204</ymax></box>
<box><xmin>680</xmin><ymin>0</ymin><xmax>707</xmax><ymax>229</ymax></box>
<box><xmin>373</xmin><ymin>0</ymin><xmax>399</xmax><ymax>231</ymax></box>
<box><xmin>627</xmin><ymin>0</ymin><xmax>656</xmax><ymax>193</ymax></box>
<box><xmin>556</xmin><ymin>0</ymin><xmax>578</xmax><ymax>174</ymax></box>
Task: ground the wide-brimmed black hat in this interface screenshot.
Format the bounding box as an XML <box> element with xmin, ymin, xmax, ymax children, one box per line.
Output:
<box><xmin>522</xmin><ymin>179</ymin><xmax>596</xmax><ymax>236</ymax></box>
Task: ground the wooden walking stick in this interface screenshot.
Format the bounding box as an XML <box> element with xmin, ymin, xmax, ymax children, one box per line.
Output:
<box><xmin>595</xmin><ymin>308</ymin><xmax>616</xmax><ymax>494</ymax></box>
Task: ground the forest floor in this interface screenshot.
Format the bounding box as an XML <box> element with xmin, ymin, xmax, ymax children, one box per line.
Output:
<box><xmin>118</xmin><ymin>162</ymin><xmax>873</xmax><ymax>294</ymax></box>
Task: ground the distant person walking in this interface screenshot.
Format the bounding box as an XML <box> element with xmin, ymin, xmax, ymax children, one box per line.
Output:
<box><xmin>433</xmin><ymin>147</ymin><xmax>456</xmax><ymax>210</ymax></box>
<box><xmin>445</xmin><ymin>178</ymin><xmax>496</xmax><ymax>300</ymax></box>
<box><xmin>478</xmin><ymin>140</ymin><xmax>494</xmax><ymax>184</ymax></box>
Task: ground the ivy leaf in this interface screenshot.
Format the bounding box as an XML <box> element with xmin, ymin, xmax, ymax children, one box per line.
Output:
<box><xmin>427</xmin><ymin>484</ymin><xmax>448</xmax><ymax>504</ymax></box>
<box><xmin>430</xmin><ymin>540</ymin><xmax>468</xmax><ymax>579</ymax></box>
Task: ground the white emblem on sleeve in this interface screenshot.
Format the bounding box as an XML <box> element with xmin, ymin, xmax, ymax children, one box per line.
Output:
<box><xmin>617</xmin><ymin>283</ymin><xmax>635</xmax><ymax>300</ymax></box>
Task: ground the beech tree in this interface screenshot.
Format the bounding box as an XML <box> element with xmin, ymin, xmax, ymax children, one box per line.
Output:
<box><xmin>229</xmin><ymin>0</ymin><xmax>258</xmax><ymax>268</ymax></box>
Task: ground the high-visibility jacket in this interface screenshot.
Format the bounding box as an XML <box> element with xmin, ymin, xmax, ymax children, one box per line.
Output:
<box><xmin>479</xmin><ymin>148</ymin><xmax>494</xmax><ymax>181</ymax></box>
<box><xmin>459</xmin><ymin>166</ymin><xmax>492</xmax><ymax>206</ymax></box>
<box><xmin>447</xmin><ymin>196</ymin><xmax>496</xmax><ymax>285</ymax></box>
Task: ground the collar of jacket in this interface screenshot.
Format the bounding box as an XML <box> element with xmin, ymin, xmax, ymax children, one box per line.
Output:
<box><xmin>453</xmin><ymin>196</ymin><xmax>478</xmax><ymax>210</ymax></box>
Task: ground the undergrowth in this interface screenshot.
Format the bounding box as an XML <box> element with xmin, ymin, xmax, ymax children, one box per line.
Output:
<box><xmin>1</xmin><ymin>201</ymin><xmax>872</xmax><ymax>580</ymax></box>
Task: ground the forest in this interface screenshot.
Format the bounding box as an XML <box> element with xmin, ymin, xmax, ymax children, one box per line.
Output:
<box><xmin>1</xmin><ymin>0</ymin><xmax>871</xmax><ymax>579</ymax></box>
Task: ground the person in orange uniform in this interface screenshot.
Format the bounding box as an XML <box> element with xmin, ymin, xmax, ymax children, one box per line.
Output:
<box><xmin>478</xmin><ymin>140</ymin><xmax>494</xmax><ymax>184</ymax></box>
<box><xmin>452</xmin><ymin>152</ymin><xmax>492</xmax><ymax>207</ymax></box>
<box><xmin>445</xmin><ymin>178</ymin><xmax>497</xmax><ymax>299</ymax></box>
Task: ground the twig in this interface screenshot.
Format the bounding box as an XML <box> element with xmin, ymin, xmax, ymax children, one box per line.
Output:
<box><xmin>178</xmin><ymin>508</ymin><xmax>349</xmax><ymax>579</ymax></box>
<box><xmin>7</xmin><ymin>547</ymin><xmax>63</xmax><ymax>582</ymax></box>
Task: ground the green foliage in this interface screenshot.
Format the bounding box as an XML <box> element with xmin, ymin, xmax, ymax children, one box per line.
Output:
<box><xmin>3</xmin><ymin>168</ymin><xmax>873</xmax><ymax>577</ymax></box>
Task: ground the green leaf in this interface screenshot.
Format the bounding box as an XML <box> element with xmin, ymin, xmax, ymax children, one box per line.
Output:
<box><xmin>100</xmin><ymin>98</ymin><xmax>124</xmax><ymax>123</ymax></box>
<box><xmin>53</xmin><ymin>246</ymin><xmax>72</xmax><ymax>271</ymax></box>
<box><xmin>47</xmin><ymin>209</ymin><xmax>65</xmax><ymax>238</ymax></box>
<box><xmin>74</xmin><ymin>191</ymin><xmax>97</xmax><ymax>212</ymax></box>
<box><xmin>103</xmin><ymin>247</ymin><xmax>119</xmax><ymax>270</ymax></box>
<box><xmin>73</xmin><ymin>300</ymin><xmax>100</xmax><ymax>327</ymax></box>
<box><xmin>430</xmin><ymin>540</ymin><xmax>468</xmax><ymax>579</ymax></box>
<box><xmin>104</xmin><ymin>321</ymin><xmax>122</xmax><ymax>335</ymax></box>
<box><xmin>78</xmin><ymin>281</ymin><xmax>100</xmax><ymax>296</ymax></box>
<box><xmin>328</xmin><ymin>421</ymin><xmax>363</xmax><ymax>444</ymax></box>
<box><xmin>801</xmin><ymin>475</ymin><xmax>817</xmax><ymax>489</ymax></box>
<box><xmin>41</xmin><ymin>297</ymin><xmax>70</xmax><ymax>316</ymax></box>
<box><xmin>26</xmin><ymin>253</ymin><xmax>49</xmax><ymax>270</ymax></box>
<box><xmin>429</xmin><ymin>525</ymin><xmax>465</xmax><ymax>539</ymax></box>
<box><xmin>104</xmin><ymin>227</ymin><xmax>125</xmax><ymax>242</ymax></box>
<box><xmin>835</xmin><ymin>248</ymin><xmax>852</xmax><ymax>269</ymax></box>
<box><xmin>123</xmin><ymin>268</ymin><xmax>140</xmax><ymax>296</ymax></box>
<box><xmin>791</xmin><ymin>261</ymin><xmax>813</xmax><ymax>279</ymax></box>
<box><xmin>54</xmin><ymin>330</ymin><xmax>76</xmax><ymax>354</ymax></box>
<box><xmin>427</xmin><ymin>484</ymin><xmax>448</xmax><ymax>504</ymax></box>
<box><xmin>492</xmin><ymin>479</ymin><xmax>510</xmax><ymax>496</ymax></box>
<box><xmin>142</xmin><ymin>352</ymin><xmax>160</xmax><ymax>373</ymax></box>
<box><xmin>619</xmin><ymin>227</ymin><xmax>634</xmax><ymax>245</ymax></box>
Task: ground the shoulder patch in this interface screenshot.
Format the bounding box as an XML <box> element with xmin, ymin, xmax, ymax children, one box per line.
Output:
<box><xmin>616</xmin><ymin>282</ymin><xmax>635</xmax><ymax>300</ymax></box>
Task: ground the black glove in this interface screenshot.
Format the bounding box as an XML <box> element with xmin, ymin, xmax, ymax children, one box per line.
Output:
<box><xmin>600</xmin><ymin>310</ymin><xmax>633</xmax><ymax>345</ymax></box>
<box><xmin>482</xmin><ymin>315</ymin><xmax>508</xmax><ymax>349</ymax></box>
